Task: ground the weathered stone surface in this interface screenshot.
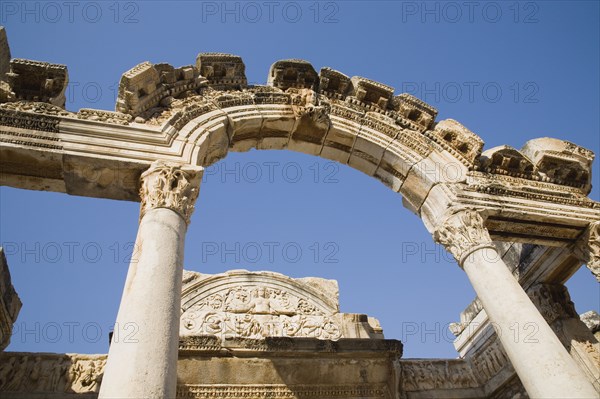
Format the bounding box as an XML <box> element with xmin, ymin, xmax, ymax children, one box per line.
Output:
<box><xmin>115</xmin><ymin>61</ymin><xmax>206</xmax><ymax>117</ymax></box>
<box><xmin>180</xmin><ymin>269</ymin><xmax>383</xmax><ymax>340</ymax></box>
<box><xmin>580</xmin><ymin>311</ymin><xmax>600</xmax><ymax>333</ymax></box>
<box><xmin>0</xmin><ymin>40</ymin><xmax>598</xmax><ymax>399</ymax></box>
<box><xmin>268</xmin><ymin>59</ymin><xmax>318</xmax><ymax>90</ymax></box>
<box><xmin>349</xmin><ymin>76</ymin><xmax>394</xmax><ymax>110</ymax></box>
<box><xmin>195</xmin><ymin>53</ymin><xmax>247</xmax><ymax>89</ymax></box>
<box><xmin>0</xmin><ymin>352</ymin><xmax>106</xmax><ymax>395</ymax></box>
<box><xmin>522</xmin><ymin>137</ymin><xmax>594</xmax><ymax>193</ymax></box>
<box><xmin>428</xmin><ymin>119</ymin><xmax>482</xmax><ymax>166</ymax></box>
<box><xmin>392</xmin><ymin>93</ymin><xmax>437</xmax><ymax>131</ymax></box>
<box><xmin>4</xmin><ymin>59</ymin><xmax>68</xmax><ymax>107</ymax></box>
<box><xmin>0</xmin><ymin>248</ymin><xmax>21</xmax><ymax>351</ymax></box>
<box><xmin>0</xmin><ymin>27</ymin><xmax>10</xmax><ymax>77</ymax></box>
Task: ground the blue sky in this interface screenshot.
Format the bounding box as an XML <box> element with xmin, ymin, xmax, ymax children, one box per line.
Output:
<box><xmin>0</xmin><ymin>1</ymin><xmax>598</xmax><ymax>358</ymax></box>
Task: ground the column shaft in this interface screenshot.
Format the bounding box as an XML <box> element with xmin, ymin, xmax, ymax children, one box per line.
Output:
<box><xmin>434</xmin><ymin>209</ymin><xmax>597</xmax><ymax>398</ymax></box>
<box><xmin>463</xmin><ymin>247</ymin><xmax>597</xmax><ymax>398</ymax></box>
<box><xmin>99</xmin><ymin>162</ymin><xmax>202</xmax><ymax>399</ymax></box>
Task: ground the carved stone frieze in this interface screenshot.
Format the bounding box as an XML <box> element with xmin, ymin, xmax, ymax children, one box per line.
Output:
<box><xmin>0</xmin><ymin>106</ymin><xmax>61</xmax><ymax>133</ymax></box>
<box><xmin>489</xmin><ymin>375</ymin><xmax>529</xmax><ymax>399</ymax></box>
<box><xmin>177</xmin><ymin>384</ymin><xmax>389</xmax><ymax>398</ymax></box>
<box><xmin>527</xmin><ymin>283</ymin><xmax>578</xmax><ymax>324</ymax></box>
<box><xmin>471</xmin><ymin>339</ymin><xmax>511</xmax><ymax>382</ymax></box>
<box><xmin>433</xmin><ymin>209</ymin><xmax>494</xmax><ymax>266</ymax></box>
<box><xmin>139</xmin><ymin>161</ymin><xmax>203</xmax><ymax>225</ymax></box>
<box><xmin>76</xmin><ymin>109</ymin><xmax>132</xmax><ymax>125</ymax></box>
<box><xmin>288</xmin><ymin>88</ymin><xmax>331</xmax><ymax>127</ymax></box>
<box><xmin>180</xmin><ymin>270</ymin><xmax>383</xmax><ymax>341</ymax></box>
<box><xmin>0</xmin><ymin>353</ymin><xmax>106</xmax><ymax>394</ymax></box>
<box><xmin>401</xmin><ymin>360</ymin><xmax>479</xmax><ymax>391</ymax></box>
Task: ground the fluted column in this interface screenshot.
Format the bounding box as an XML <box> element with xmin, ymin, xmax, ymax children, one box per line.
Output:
<box><xmin>434</xmin><ymin>209</ymin><xmax>597</xmax><ymax>399</ymax></box>
<box><xmin>99</xmin><ymin>161</ymin><xmax>203</xmax><ymax>399</ymax></box>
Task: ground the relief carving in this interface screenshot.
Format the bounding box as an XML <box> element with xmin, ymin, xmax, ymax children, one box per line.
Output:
<box><xmin>181</xmin><ymin>283</ymin><xmax>342</xmax><ymax>340</ymax></box>
<box><xmin>139</xmin><ymin>161</ymin><xmax>203</xmax><ymax>225</ymax></box>
<box><xmin>527</xmin><ymin>283</ymin><xmax>578</xmax><ymax>324</ymax></box>
<box><xmin>472</xmin><ymin>339</ymin><xmax>510</xmax><ymax>382</ymax></box>
<box><xmin>401</xmin><ymin>360</ymin><xmax>479</xmax><ymax>391</ymax></box>
<box><xmin>0</xmin><ymin>353</ymin><xmax>105</xmax><ymax>393</ymax></box>
<box><xmin>289</xmin><ymin>88</ymin><xmax>330</xmax><ymax>127</ymax></box>
<box><xmin>433</xmin><ymin>209</ymin><xmax>494</xmax><ymax>266</ymax></box>
<box><xmin>177</xmin><ymin>384</ymin><xmax>388</xmax><ymax>398</ymax></box>
<box><xmin>574</xmin><ymin>221</ymin><xmax>600</xmax><ymax>282</ymax></box>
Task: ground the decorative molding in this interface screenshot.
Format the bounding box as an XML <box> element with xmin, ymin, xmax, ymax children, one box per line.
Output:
<box><xmin>401</xmin><ymin>360</ymin><xmax>479</xmax><ymax>391</ymax></box>
<box><xmin>139</xmin><ymin>161</ymin><xmax>203</xmax><ymax>225</ymax></box>
<box><xmin>433</xmin><ymin>209</ymin><xmax>495</xmax><ymax>266</ymax></box>
<box><xmin>176</xmin><ymin>384</ymin><xmax>389</xmax><ymax>398</ymax></box>
<box><xmin>0</xmin><ymin>107</ymin><xmax>60</xmax><ymax>133</ymax></box>
<box><xmin>527</xmin><ymin>283</ymin><xmax>578</xmax><ymax>324</ymax></box>
<box><xmin>573</xmin><ymin>221</ymin><xmax>600</xmax><ymax>281</ymax></box>
<box><xmin>0</xmin><ymin>353</ymin><xmax>106</xmax><ymax>394</ymax></box>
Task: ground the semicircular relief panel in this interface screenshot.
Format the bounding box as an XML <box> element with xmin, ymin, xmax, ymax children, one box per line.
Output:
<box><xmin>179</xmin><ymin>270</ymin><xmax>384</xmax><ymax>341</ymax></box>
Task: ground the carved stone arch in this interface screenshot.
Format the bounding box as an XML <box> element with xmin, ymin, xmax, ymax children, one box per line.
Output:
<box><xmin>181</xmin><ymin>270</ymin><xmax>339</xmax><ymax>315</ymax></box>
<box><xmin>162</xmin><ymin>79</ymin><xmax>471</xmax><ymax>213</ymax></box>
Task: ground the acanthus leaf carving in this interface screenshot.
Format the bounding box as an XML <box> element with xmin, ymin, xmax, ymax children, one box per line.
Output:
<box><xmin>139</xmin><ymin>161</ymin><xmax>203</xmax><ymax>225</ymax></box>
<box><xmin>573</xmin><ymin>221</ymin><xmax>600</xmax><ymax>282</ymax></box>
<box><xmin>433</xmin><ymin>209</ymin><xmax>494</xmax><ymax>266</ymax></box>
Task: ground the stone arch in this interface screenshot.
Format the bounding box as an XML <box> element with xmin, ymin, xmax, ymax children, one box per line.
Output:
<box><xmin>1</xmin><ymin>39</ymin><xmax>599</xmax><ymax>397</ymax></box>
<box><xmin>135</xmin><ymin>58</ymin><xmax>483</xmax><ymax>214</ymax></box>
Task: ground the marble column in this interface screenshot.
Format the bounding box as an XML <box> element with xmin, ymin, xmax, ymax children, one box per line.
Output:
<box><xmin>434</xmin><ymin>209</ymin><xmax>597</xmax><ymax>399</ymax></box>
<box><xmin>99</xmin><ymin>161</ymin><xmax>203</xmax><ymax>399</ymax></box>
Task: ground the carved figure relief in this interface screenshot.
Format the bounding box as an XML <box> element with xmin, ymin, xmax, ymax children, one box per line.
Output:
<box><xmin>0</xmin><ymin>354</ymin><xmax>105</xmax><ymax>393</ymax></box>
<box><xmin>401</xmin><ymin>360</ymin><xmax>479</xmax><ymax>391</ymax></box>
<box><xmin>181</xmin><ymin>283</ymin><xmax>342</xmax><ymax>340</ymax></box>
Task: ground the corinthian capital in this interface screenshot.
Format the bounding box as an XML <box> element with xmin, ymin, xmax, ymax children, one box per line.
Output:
<box><xmin>433</xmin><ymin>209</ymin><xmax>495</xmax><ymax>267</ymax></box>
<box><xmin>139</xmin><ymin>161</ymin><xmax>203</xmax><ymax>225</ymax></box>
<box><xmin>573</xmin><ymin>221</ymin><xmax>600</xmax><ymax>282</ymax></box>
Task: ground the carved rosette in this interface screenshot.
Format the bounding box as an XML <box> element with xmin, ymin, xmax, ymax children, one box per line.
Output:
<box><xmin>139</xmin><ymin>161</ymin><xmax>203</xmax><ymax>225</ymax></box>
<box><xmin>433</xmin><ymin>209</ymin><xmax>495</xmax><ymax>267</ymax></box>
<box><xmin>574</xmin><ymin>221</ymin><xmax>600</xmax><ymax>282</ymax></box>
